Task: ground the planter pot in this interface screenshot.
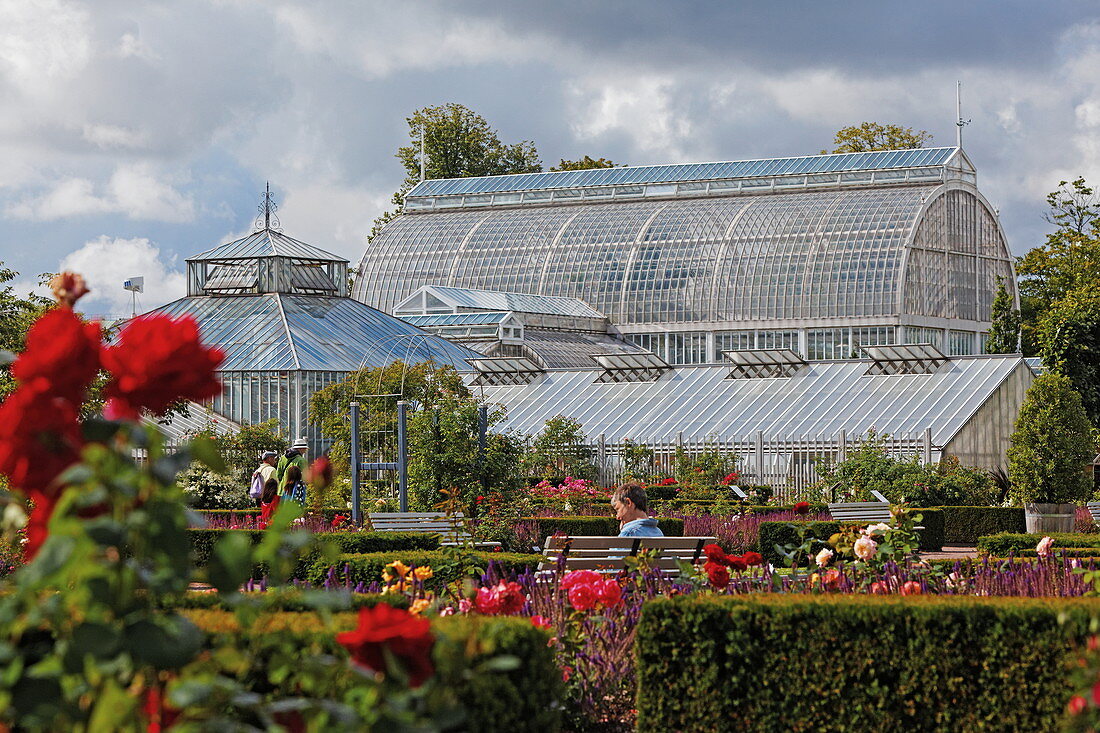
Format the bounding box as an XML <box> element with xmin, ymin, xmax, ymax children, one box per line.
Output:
<box><xmin>1024</xmin><ymin>503</ymin><xmax>1076</xmax><ymax>534</ymax></box>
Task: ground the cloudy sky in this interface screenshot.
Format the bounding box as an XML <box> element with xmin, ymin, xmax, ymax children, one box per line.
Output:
<box><xmin>2</xmin><ymin>0</ymin><xmax>1099</xmax><ymax>316</ymax></box>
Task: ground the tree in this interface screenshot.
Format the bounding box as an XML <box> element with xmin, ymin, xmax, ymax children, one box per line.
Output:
<box><xmin>822</xmin><ymin>122</ymin><xmax>932</xmax><ymax>154</ymax></box>
<box><xmin>985</xmin><ymin>276</ymin><xmax>1021</xmax><ymax>354</ymax></box>
<box><xmin>521</xmin><ymin>415</ymin><xmax>597</xmax><ymax>483</ymax></box>
<box><xmin>1018</xmin><ymin>178</ymin><xmax>1100</xmax><ymax>355</ymax></box>
<box><xmin>308</xmin><ymin>361</ymin><xmax>469</xmax><ymax>476</ymax></box>
<box><xmin>1007</xmin><ymin>373</ymin><xmax>1095</xmax><ymax>504</ymax></box>
<box><xmin>550</xmin><ymin>156</ymin><xmax>619</xmax><ymax>171</ymax></box>
<box><xmin>1038</xmin><ymin>289</ymin><xmax>1100</xmax><ymax>426</ymax></box>
<box><xmin>368</xmin><ymin>104</ymin><xmax>542</xmax><ymax>240</ymax></box>
<box><xmin>0</xmin><ymin>263</ymin><xmax>52</xmax><ymax>400</ymax></box>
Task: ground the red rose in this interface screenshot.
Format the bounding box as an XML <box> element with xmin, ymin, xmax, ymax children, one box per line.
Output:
<box><xmin>102</xmin><ymin>314</ymin><xmax>224</xmax><ymax>420</ymax></box>
<box><xmin>561</xmin><ymin>569</ymin><xmax>602</xmax><ymax>589</ymax></box>
<box><xmin>336</xmin><ymin>603</ymin><xmax>435</xmax><ymax>687</ymax></box>
<box><xmin>0</xmin><ymin>384</ymin><xmax>84</xmax><ymax>496</ymax></box>
<box><xmin>900</xmin><ymin>580</ymin><xmax>922</xmax><ymax>596</ymax></box>
<box><xmin>597</xmin><ymin>579</ymin><xmax>623</xmax><ymax>608</ymax></box>
<box><xmin>705</xmin><ymin>561</ymin><xmax>730</xmax><ymax>589</ymax></box>
<box><xmin>703</xmin><ymin>543</ymin><xmax>728</xmax><ymax>565</ymax></box>
<box><xmin>12</xmin><ymin>307</ymin><xmax>101</xmax><ymax>406</ymax></box>
<box><xmin>659</xmin><ymin>477</ymin><xmax>677</xmax><ymax>486</ymax></box>
<box><xmin>821</xmin><ymin>568</ymin><xmax>842</xmax><ymax>591</ymax></box>
<box><xmin>726</xmin><ymin>555</ymin><xmax>748</xmax><ymax>572</ymax></box>
<box><xmin>1092</xmin><ymin>681</ymin><xmax>1100</xmax><ymax>707</ymax></box>
<box><xmin>307</xmin><ymin>456</ymin><xmax>333</xmax><ymax>489</ymax></box>
<box><xmin>331</xmin><ymin>514</ymin><xmax>348</xmax><ymax>528</ymax></box>
<box><xmin>567</xmin><ymin>583</ymin><xmax>599</xmax><ymax>612</ymax></box>
<box><xmin>792</xmin><ymin>501</ymin><xmax>810</xmax><ymax>515</ymax></box>
<box><xmin>1069</xmin><ymin>695</ymin><xmax>1088</xmax><ymax>715</ymax></box>
<box><xmin>721</xmin><ymin>472</ymin><xmax>740</xmax><ymax>485</ymax></box>
<box><xmin>48</xmin><ymin>272</ymin><xmax>90</xmax><ymax>307</ymax></box>
<box><xmin>742</xmin><ymin>551</ymin><xmax>763</xmax><ymax>567</ymax></box>
<box><xmin>530</xmin><ymin>615</ymin><xmax>552</xmax><ymax>630</ymax></box>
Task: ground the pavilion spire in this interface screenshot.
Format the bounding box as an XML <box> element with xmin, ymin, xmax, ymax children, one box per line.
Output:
<box><xmin>254</xmin><ymin>182</ymin><xmax>282</xmax><ymax>233</ymax></box>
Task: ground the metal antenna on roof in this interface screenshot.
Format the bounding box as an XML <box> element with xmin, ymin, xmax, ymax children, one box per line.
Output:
<box><xmin>254</xmin><ymin>182</ymin><xmax>282</xmax><ymax>233</ymax></box>
<box><xmin>955</xmin><ymin>81</ymin><xmax>971</xmax><ymax>148</ymax></box>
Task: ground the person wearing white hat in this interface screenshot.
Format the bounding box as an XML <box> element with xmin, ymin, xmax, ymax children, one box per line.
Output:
<box><xmin>276</xmin><ymin>438</ymin><xmax>309</xmax><ymax>497</ymax></box>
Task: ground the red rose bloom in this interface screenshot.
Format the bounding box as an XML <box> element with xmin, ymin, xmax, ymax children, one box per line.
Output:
<box><xmin>1069</xmin><ymin>695</ymin><xmax>1088</xmax><ymax>715</ymax></box>
<box><xmin>703</xmin><ymin>543</ymin><xmax>728</xmax><ymax>565</ymax></box>
<box><xmin>12</xmin><ymin>307</ymin><xmax>101</xmax><ymax>406</ymax></box>
<box><xmin>1092</xmin><ymin>681</ymin><xmax>1100</xmax><ymax>707</ymax></box>
<box><xmin>0</xmin><ymin>384</ymin><xmax>84</xmax><ymax>496</ymax></box>
<box><xmin>567</xmin><ymin>582</ymin><xmax>599</xmax><ymax>612</ymax></box>
<box><xmin>102</xmin><ymin>314</ymin><xmax>224</xmax><ymax>419</ymax></box>
<box><xmin>597</xmin><ymin>579</ymin><xmax>623</xmax><ymax>608</ymax></box>
<box><xmin>336</xmin><ymin>603</ymin><xmax>435</xmax><ymax>687</ymax></box>
<box><xmin>48</xmin><ymin>272</ymin><xmax>90</xmax><ymax>307</ymax></box>
<box><xmin>561</xmin><ymin>569</ymin><xmax>602</xmax><ymax>589</ymax></box>
<box><xmin>792</xmin><ymin>501</ymin><xmax>810</xmax><ymax>515</ymax></box>
<box><xmin>742</xmin><ymin>551</ymin><xmax>763</xmax><ymax>567</ymax></box>
<box><xmin>726</xmin><ymin>554</ymin><xmax>749</xmax><ymax>572</ymax></box>
<box><xmin>705</xmin><ymin>561</ymin><xmax>730</xmax><ymax>589</ymax></box>
<box><xmin>307</xmin><ymin>456</ymin><xmax>333</xmax><ymax>489</ymax></box>
<box><xmin>530</xmin><ymin>615</ymin><xmax>552</xmax><ymax>630</ymax></box>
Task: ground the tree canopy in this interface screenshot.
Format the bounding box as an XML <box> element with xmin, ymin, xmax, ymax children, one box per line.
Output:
<box><xmin>368</xmin><ymin>104</ymin><xmax>541</xmax><ymax>240</ymax></box>
<box><xmin>985</xmin><ymin>276</ymin><xmax>1021</xmax><ymax>354</ymax></box>
<box><xmin>822</xmin><ymin>123</ymin><xmax>932</xmax><ymax>154</ymax></box>
<box><xmin>0</xmin><ymin>263</ymin><xmax>54</xmax><ymax>399</ymax></box>
<box><xmin>549</xmin><ymin>156</ymin><xmax>619</xmax><ymax>171</ymax></box>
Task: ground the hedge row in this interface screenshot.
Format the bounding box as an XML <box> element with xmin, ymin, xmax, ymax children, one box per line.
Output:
<box><xmin>186</xmin><ymin>609</ymin><xmax>561</xmax><ymax>732</ymax></box>
<box><xmin>160</xmin><ymin>590</ymin><xmax>410</xmax><ymax>612</ymax></box>
<box><xmin>519</xmin><ymin>515</ymin><xmax>684</xmax><ymax>538</ymax></box>
<box><xmin>757</xmin><ymin>510</ymin><xmax>945</xmax><ymax>562</ymax></box>
<box><xmin>310</xmin><ymin>550</ymin><xmax>544</xmax><ymax>590</ymax></box>
<box><xmin>977</xmin><ymin>532</ymin><xmax>1100</xmax><ymax>556</ymax></box>
<box><xmin>931</xmin><ymin>506</ymin><xmax>1025</xmax><ymax>545</ymax></box>
<box><xmin>635</xmin><ymin>594</ymin><xmax>1096</xmax><ymax>732</ymax></box>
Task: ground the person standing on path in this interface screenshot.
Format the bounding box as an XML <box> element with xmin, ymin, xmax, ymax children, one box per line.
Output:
<box><xmin>250</xmin><ymin>451</ymin><xmax>278</xmax><ymax>508</ymax></box>
<box><xmin>276</xmin><ymin>438</ymin><xmax>308</xmax><ymax>498</ymax></box>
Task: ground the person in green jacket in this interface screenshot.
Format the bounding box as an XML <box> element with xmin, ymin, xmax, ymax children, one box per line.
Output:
<box><xmin>276</xmin><ymin>438</ymin><xmax>309</xmax><ymax>497</ymax></box>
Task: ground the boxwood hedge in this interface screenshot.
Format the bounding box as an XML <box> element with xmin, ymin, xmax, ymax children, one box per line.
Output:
<box><xmin>977</xmin><ymin>532</ymin><xmax>1100</xmax><ymax>556</ymax></box>
<box><xmin>309</xmin><ymin>550</ymin><xmax>544</xmax><ymax>590</ymax></box>
<box><xmin>635</xmin><ymin>594</ymin><xmax>1096</xmax><ymax>732</ymax></box>
<box><xmin>186</xmin><ymin>609</ymin><xmax>561</xmax><ymax>732</ymax></box>
<box><xmin>931</xmin><ymin>506</ymin><xmax>1025</xmax><ymax>545</ymax></box>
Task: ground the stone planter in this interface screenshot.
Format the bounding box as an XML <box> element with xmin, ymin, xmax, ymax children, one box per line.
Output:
<box><xmin>1023</xmin><ymin>503</ymin><xmax>1076</xmax><ymax>534</ymax></box>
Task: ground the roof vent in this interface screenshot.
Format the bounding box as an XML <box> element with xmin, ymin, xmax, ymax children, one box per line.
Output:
<box><xmin>469</xmin><ymin>356</ymin><xmax>544</xmax><ymax>386</ymax></box>
<box><xmin>723</xmin><ymin>349</ymin><xmax>807</xmax><ymax>379</ymax></box>
<box><xmin>591</xmin><ymin>351</ymin><xmax>670</xmax><ymax>383</ymax></box>
<box><xmin>862</xmin><ymin>343</ymin><xmax>948</xmax><ymax>375</ymax></box>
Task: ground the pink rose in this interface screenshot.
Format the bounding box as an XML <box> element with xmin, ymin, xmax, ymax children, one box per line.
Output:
<box><xmin>597</xmin><ymin>579</ymin><xmax>623</xmax><ymax>608</ymax></box>
<box><xmin>1036</xmin><ymin>536</ymin><xmax>1054</xmax><ymax>559</ymax></box>
<box><xmin>567</xmin><ymin>583</ymin><xmax>599</xmax><ymax>612</ymax></box>
<box><xmin>561</xmin><ymin>569</ymin><xmax>602</xmax><ymax>589</ymax></box>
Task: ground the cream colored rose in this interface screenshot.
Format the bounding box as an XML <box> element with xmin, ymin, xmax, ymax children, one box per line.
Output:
<box><xmin>815</xmin><ymin>548</ymin><xmax>834</xmax><ymax>567</ymax></box>
<box><xmin>853</xmin><ymin>536</ymin><xmax>878</xmax><ymax>561</ymax></box>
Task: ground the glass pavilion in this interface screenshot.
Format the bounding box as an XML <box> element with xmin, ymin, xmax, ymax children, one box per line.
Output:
<box><xmin>353</xmin><ymin>147</ymin><xmax>1017</xmax><ymax>364</ymax></box>
<box><xmin>151</xmin><ymin>225</ymin><xmax>478</xmax><ymax>451</ymax></box>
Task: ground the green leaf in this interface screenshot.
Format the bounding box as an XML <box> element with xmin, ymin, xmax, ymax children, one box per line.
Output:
<box><xmin>81</xmin><ymin>417</ymin><xmax>122</xmax><ymax>444</ymax></box>
<box><xmin>88</xmin><ymin>678</ymin><xmax>138</xmax><ymax>733</ymax></box>
<box><xmin>207</xmin><ymin>531</ymin><xmax>254</xmax><ymax>594</ymax></box>
<box><xmin>69</xmin><ymin>622</ymin><xmax>122</xmax><ymax>660</ymax></box>
<box><xmin>124</xmin><ymin>615</ymin><xmax>202</xmax><ymax>669</ymax></box>
<box><xmin>190</xmin><ymin>435</ymin><xmax>227</xmax><ymax>473</ymax></box>
<box><xmin>84</xmin><ymin>518</ymin><xmax>126</xmax><ymax>548</ymax></box>
<box><xmin>481</xmin><ymin>655</ymin><xmax>521</xmax><ymax>672</ymax></box>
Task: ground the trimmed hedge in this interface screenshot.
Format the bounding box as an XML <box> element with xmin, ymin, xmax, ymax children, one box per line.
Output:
<box><xmin>187</xmin><ymin>610</ymin><xmax>561</xmax><ymax>732</ymax></box>
<box><xmin>161</xmin><ymin>590</ymin><xmax>410</xmax><ymax>611</ymax></box>
<box><xmin>758</xmin><ymin>510</ymin><xmax>944</xmax><ymax>561</ymax></box>
<box><xmin>520</xmin><ymin>515</ymin><xmax>684</xmax><ymax>538</ymax></box>
<box><xmin>310</xmin><ymin>550</ymin><xmax>544</xmax><ymax>590</ymax></box>
<box><xmin>977</xmin><ymin>532</ymin><xmax>1100</xmax><ymax>556</ymax></box>
<box><xmin>188</xmin><ymin>529</ymin><xmax>441</xmax><ymax>579</ymax></box>
<box><xmin>635</xmin><ymin>594</ymin><xmax>1096</xmax><ymax>732</ymax></box>
<box><xmin>932</xmin><ymin>506</ymin><xmax>1025</xmax><ymax>545</ymax></box>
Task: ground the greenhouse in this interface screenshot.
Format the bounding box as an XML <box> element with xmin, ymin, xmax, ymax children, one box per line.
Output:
<box><xmin>355</xmin><ymin>147</ymin><xmax>1016</xmax><ymax>364</ymax></box>
<box><xmin>147</xmin><ymin>221</ymin><xmax>478</xmax><ymax>451</ymax></box>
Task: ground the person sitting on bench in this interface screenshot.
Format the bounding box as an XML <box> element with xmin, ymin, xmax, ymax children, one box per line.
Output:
<box><xmin>613</xmin><ymin>483</ymin><xmax>664</xmax><ymax>538</ymax></box>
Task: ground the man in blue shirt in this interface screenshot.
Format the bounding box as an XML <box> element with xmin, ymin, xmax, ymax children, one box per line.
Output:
<box><xmin>613</xmin><ymin>483</ymin><xmax>664</xmax><ymax>537</ymax></box>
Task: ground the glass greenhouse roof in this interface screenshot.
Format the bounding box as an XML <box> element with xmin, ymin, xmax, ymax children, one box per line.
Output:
<box><xmin>414</xmin><ymin>285</ymin><xmax>604</xmax><ymax>318</ymax></box>
<box><xmin>408</xmin><ymin>148</ymin><xmax>961</xmax><ymax>198</ymax></box>
<box><xmin>471</xmin><ymin>355</ymin><xmax>1028</xmax><ymax>445</ymax></box>
<box><xmin>189</xmin><ymin>229</ymin><xmax>346</xmax><ymax>262</ymax></box>
<box><xmin>401</xmin><ymin>312</ymin><xmax>513</xmax><ymax>327</ymax></box>
<box><xmin>152</xmin><ymin>294</ymin><xmax>478</xmax><ymax>371</ymax></box>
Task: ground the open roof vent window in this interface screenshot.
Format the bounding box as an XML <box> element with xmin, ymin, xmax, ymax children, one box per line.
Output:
<box><xmin>723</xmin><ymin>349</ymin><xmax>807</xmax><ymax>379</ymax></box>
<box><xmin>862</xmin><ymin>343</ymin><xmax>949</xmax><ymax>375</ymax></box>
<box><xmin>591</xmin><ymin>351</ymin><xmax>671</xmax><ymax>383</ymax></box>
<box><xmin>469</xmin><ymin>356</ymin><xmax>544</xmax><ymax>386</ymax></box>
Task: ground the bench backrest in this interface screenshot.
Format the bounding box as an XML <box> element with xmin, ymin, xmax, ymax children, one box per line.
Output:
<box><xmin>827</xmin><ymin>502</ymin><xmax>893</xmax><ymax>524</ymax></box>
<box><xmin>368</xmin><ymin>512</ymin><xmax>474</xmax><ymax>540</ymax></box>
<box><xmin>1087</xmin><ymin>502</ymin><xmax>1100</xmax><ymax>524</ymax></box>
<box><xmin>540</xmin><ymin>535</ymin><xmax>717</xmax><ymax>572</ymax></box>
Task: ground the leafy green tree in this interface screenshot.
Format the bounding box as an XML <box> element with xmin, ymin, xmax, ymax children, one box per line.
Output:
<box><xmin>550</xmin><ymin>156</ymin><xmax>619</xmax><ymax>171</ymax></box>
<box><xmin>985</xmin><ymin>276</ymin><xmax>1021</xmax><ymax>354</ymax></box>
<box><xmin>308</xmin><ymin>361</ymin><xmax>469</xmax><ymax>476</ymax></box>
<box><xmin>407</xmin><ymin>396</ymin><xmax>524</xmax><ymax>511</ymax></box>
<box><xmin>521</xmin><ymin>415</ymin><xmax>597</xmax><ymax>483</ymax></box>
<box><xmin>1007</xmin><ymin>373</ymin><xmax>1095</xmax><ymax>503</ymax></box>
<box><xmin>1038</xmin><ymin>289</ymin><xmax>1100</xmax><ymax>426</ymax></box>
<box><xmin>1017</xmin><ymin>178</ymin><xmax>1100</xmax><ymax>354</ymax></box>
<box><xmin>822</xmin><ymin>122</ymin><xmax>932</xmax><ymax>154</ymax></box>
<box><xmin>369</xmin><ymin>104</ymin><xmax>542</xmax><ymax>240</ymax></box>
<box><xmin>0</xmin><ymin>264</ymin><xmax>52</xmax><ymax>399</ymax></box>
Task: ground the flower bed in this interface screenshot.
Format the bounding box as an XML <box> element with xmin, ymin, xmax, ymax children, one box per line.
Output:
<box><xmin>758</xmin><ymin>510</ymin><xmax>945</xmax><ymax>562</ymax></box>
<box><xmin>635</xmin><ymin>594</ymin><xmax>1098</xmax><ymax>732</ymax></box>
<box><xmin>309</xmin><ymin>550</ymin><xmax>544</xmax><ymax>591</ymax></box>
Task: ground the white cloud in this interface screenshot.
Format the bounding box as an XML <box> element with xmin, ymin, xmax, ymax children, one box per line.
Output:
<box><xmin>7</xmin><ymin>163</ymin><xmax>194</xmax><ymax>222</ymax></box>
<box><xmin>566</xmin><ymin>74</ymin><xmax>695</xmax><ymax>160</ymax></box>
<box><xmin>60</xmin><ymin>236</ymin><xmax>186</xmax><ymax>316</ymax></box>
<box><xmin>0</xmin><ymin>0</ymin><xmax>90</xmax><ymax>93</ymax></box>
<box><xmin>81</xmin><ymin>122</ymin><xmax>147</xmax><ymax>150</ymax></box>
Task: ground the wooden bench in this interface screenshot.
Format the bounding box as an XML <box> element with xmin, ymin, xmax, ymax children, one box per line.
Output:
<box><xmin>1086</xmin><ymin>502</ymin><xmax>1100</xmax><ymax>527</ymax></box>
<box><xmin>827</xmin><ymin>501</ymin><xmax>893</xmax><ymax>524</ymax></box>
<box><xmin>538</xmin><ymin>535</ymin><xmax>718</xmax><ymax>574</ymax></box>
<box><xmin>367</xmin><ymin>512</ymin><xmax>500</xmax><ymax>549</ymax></box>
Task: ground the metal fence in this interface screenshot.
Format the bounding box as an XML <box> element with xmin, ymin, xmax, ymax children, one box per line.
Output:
<box><xmin>530</xmin><ymin>430</ymin><xmax>938</xmax><ymax>503</ymax></box>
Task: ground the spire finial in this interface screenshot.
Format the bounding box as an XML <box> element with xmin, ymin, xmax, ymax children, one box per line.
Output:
<box><xmin>254</xmin><ymin>182</ymin><xmax>282</xmax><ymax>233</ymax></box>
<box><xmin>955</xmin><ymin>80</ymin><xmax>971</xmax><ymax>148</ymax></box>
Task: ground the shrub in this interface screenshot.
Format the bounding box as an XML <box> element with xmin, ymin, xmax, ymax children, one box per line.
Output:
<box><xmin>1008</xmin><ymin>373</ymin><xmax>1096</xmax><ymax>504</ymax></box>
<box><xmin>178</xmin><ymin>464</ymin><xmax>253</xmax><ymax>509</ymax></box>
<box><xmin>933</xmin><ymin>506</ymin><xmax>1025</xmax><ymax>545</ymax></box>
<box><xmin>977</xmin><ymin>532</ymin><xmax>1100</xmax><ymax>556</ymax></box>
<box><xmin>187</xmin><ymin>610</ymin><xmax>562</xmax><ymax>733</ymax></box>
<box><xmin>521</xmin><ymin>516</ymin><xmax>684</xmax><ymax>540</ymax></box>
<box><xmin>757</xmin><ymin>510</ymin><xmax>944</xmax><ymax>562</ymax></box>
<box><xmin>309</xmin><ymin>550</ymin><xmax>543</xmax><ymax>590</ymax></box>
<box><xmin>635</xmin><ymin>595</ymin><xmax>1097</xmax><ymax>732</ymax></box>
